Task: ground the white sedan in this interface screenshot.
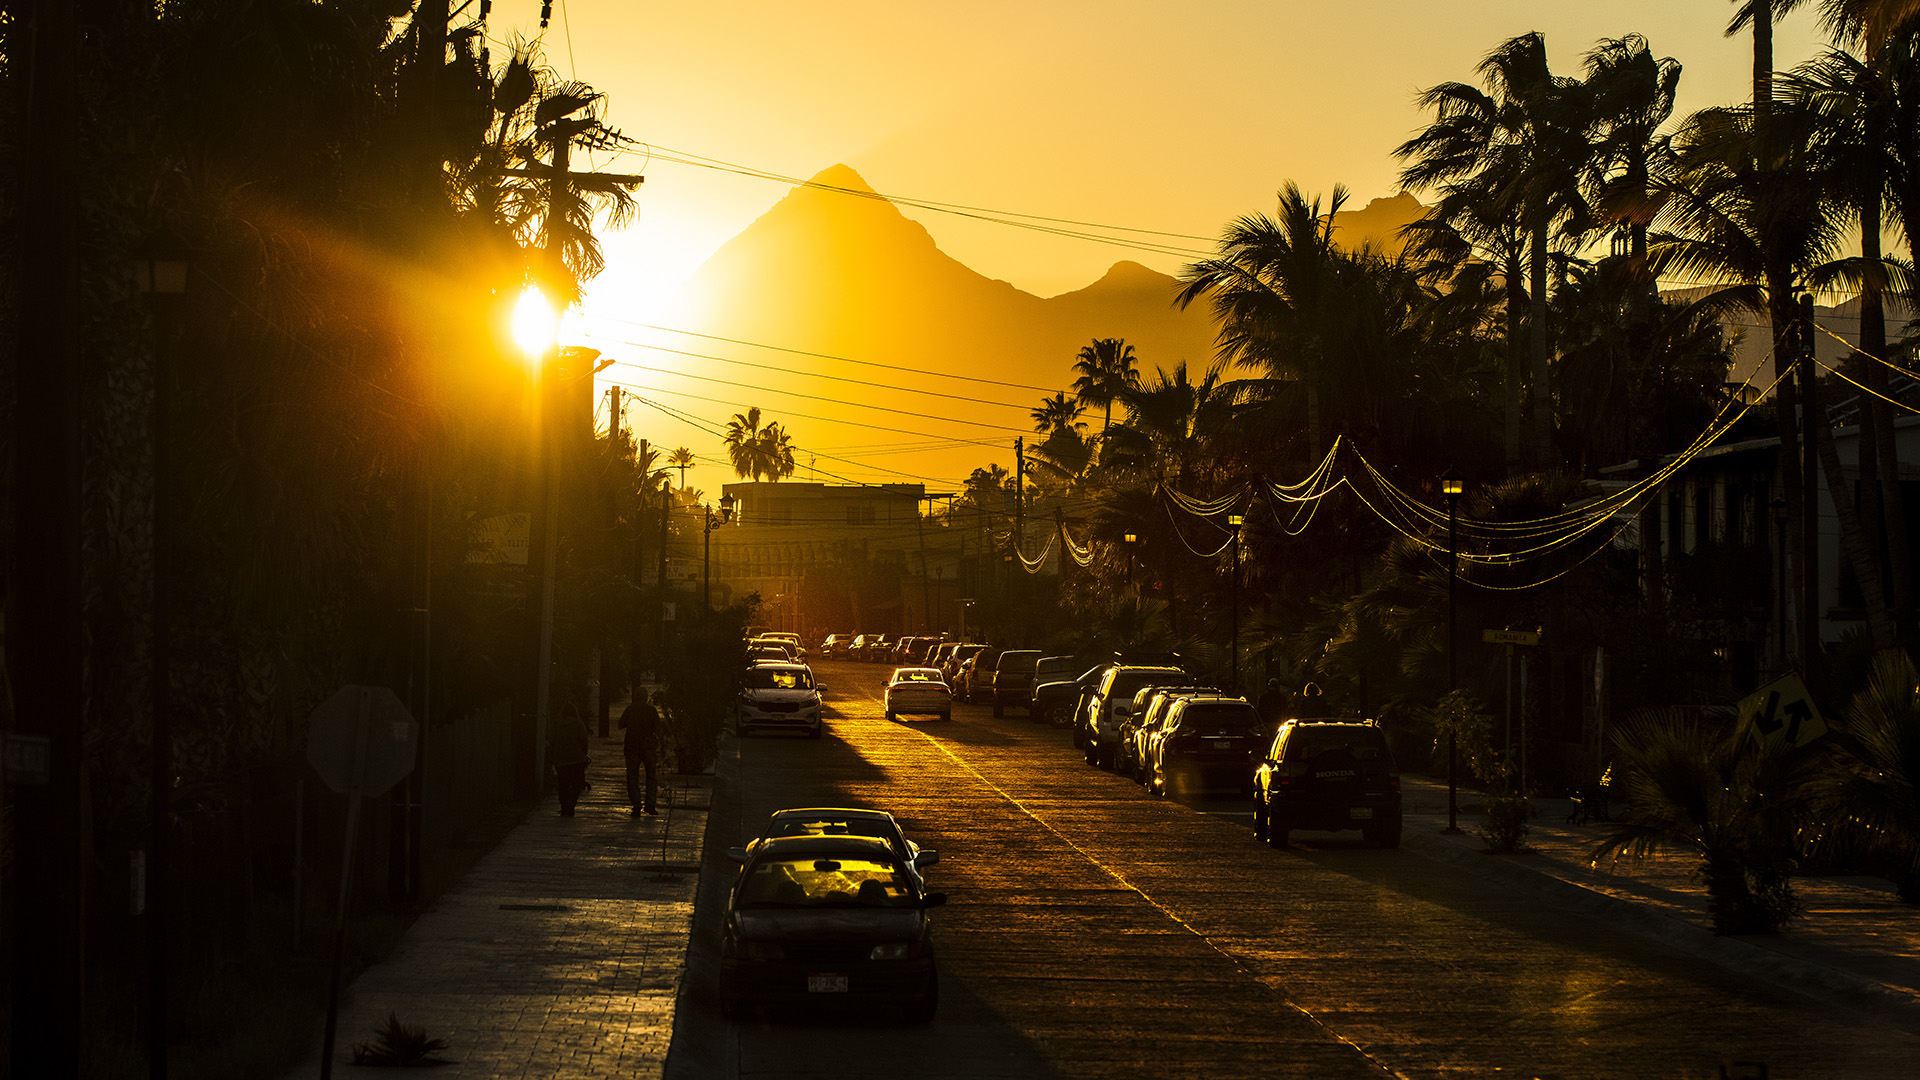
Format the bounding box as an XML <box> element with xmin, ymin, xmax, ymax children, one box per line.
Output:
<box><xmin>885</xmin><ymin>667</ymin><xmax>953</xmax><ymax>722</ymax></box>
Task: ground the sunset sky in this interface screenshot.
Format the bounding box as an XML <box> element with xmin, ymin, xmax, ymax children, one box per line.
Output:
<box><xmin>483</xmin><ymin>1</ymin><xmax>1831</xmax><ymax>486</ymax></box>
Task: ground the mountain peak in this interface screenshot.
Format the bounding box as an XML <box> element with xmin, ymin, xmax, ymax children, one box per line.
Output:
<box><xmin>803</xmin><ymin>163</ymin><xmax>878</xmax><ymax>197</ymax></box>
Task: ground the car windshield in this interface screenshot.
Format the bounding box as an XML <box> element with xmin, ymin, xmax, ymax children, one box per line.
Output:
<box><xmin>1111</xmin><ymin>671</ymin><xmax>1183</xmax><ymax>700</ymax></box>
<box><xmin>737</xmin><ymin>856</ymin><xmax>915</xmax><ymax>908</ymax></box>
<box><xmin>767</xmin><ymin>817</ymin><xmax>899</xmax><ymax>847</ymax></box>
<box><xmin>743</xmin><ymin>668</ymin><xmax>814</xmax><ymax>690</ymax></box>
<box><xmin>1291</xmin><ymin>728</ymin><xmax>1391</xmax><ymax>760</ymax></box>
<box><xmin>1178</xmin><ymin>704</ymin><xmax>1260</xmax><ymax>734</ymax></box>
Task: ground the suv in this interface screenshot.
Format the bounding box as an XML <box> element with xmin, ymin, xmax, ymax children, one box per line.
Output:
<box><xmin>1147</xmin><ymin>696</ymin><xmax>1262</xmax><ymax>798</ymax></box>
<box><xmin>1080</xmin><ymin>665</ymin><xmax>1188</xmax><ymax>769</ymax></box>
<box><xmin>1117</xmin><ymin>684</ymin><xmax>1210</xmax><ymax>781</ymax></box>
<box><xmin>1254</xmin><ymin>720</ymin><xmax>1402</xmax><ymax>847</ymax></box>
<box><xmin>989</xmin><ymin>650</ymin><xmax>1042</xmax><ymax>717</ymax></box>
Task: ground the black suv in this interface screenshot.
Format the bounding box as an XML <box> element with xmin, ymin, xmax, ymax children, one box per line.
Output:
<box><xmin>988</xmin><ymin>649</ymin><xmax>1042</xmax><ymax>717</ymax></box>
<box><xmin>1253</xmin><ymin>720</ymin><xmax>1402</xmax><ymax>847</ymax></box>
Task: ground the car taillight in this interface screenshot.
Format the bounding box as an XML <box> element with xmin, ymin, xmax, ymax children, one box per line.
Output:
<box><xmin>869</xmin><ymin>940</ymin><xmax>925</xmax><ymax>960</ymax></box>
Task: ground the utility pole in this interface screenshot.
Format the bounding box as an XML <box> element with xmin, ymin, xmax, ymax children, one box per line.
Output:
<box><xmin>1014</xmin><ymin>436</ymin><xmax>1025</xmax><ymax>561</ymax></box>
<box><xmin>635</xmin><ymin>436</ymin><xmax>649</xmax><ymax>685</ymax></box>
<box><xmin>10</xmin><ymin>0</ymin><xmax>86</xmax><ymax>1074</ymax></box>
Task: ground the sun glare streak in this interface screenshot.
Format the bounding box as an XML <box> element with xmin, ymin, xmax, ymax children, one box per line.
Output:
<box><xmin>512</xmin><ymin>286</ymin><xmax>560</xmax><ymax>363</ymax></box>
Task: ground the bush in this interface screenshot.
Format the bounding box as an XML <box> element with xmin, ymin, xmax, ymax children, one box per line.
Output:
<box><xmin>1478</xmin><ymin>793</ymin><xmax>1532</xmax><ymax>852</ymax></box>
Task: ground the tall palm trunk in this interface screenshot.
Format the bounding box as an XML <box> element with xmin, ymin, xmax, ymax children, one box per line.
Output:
<box><xmin>1766</xmin><ymin>268</ymin><xmax>1811</xmax><ymax>670</ymax></box>
<box><xmin>1504</xmin><ymin>251</ymin><xmax>1525</xmax><ymax>467</ymax></box>
<box><xmin>1528</xmin><ymin>214</ymin><xmax>1551</xmax><ymax>465</ymax></box>
<box><xmin>1858</xmin><ymin>186</ymin><xmax>1913</xmax><ymax>640</ymax></box>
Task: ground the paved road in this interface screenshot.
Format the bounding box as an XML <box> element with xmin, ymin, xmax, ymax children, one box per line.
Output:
<box><xmin>691</xmin><ymin>659</ymin><xmax>1920</xmax><ymax>1080</ymax></box>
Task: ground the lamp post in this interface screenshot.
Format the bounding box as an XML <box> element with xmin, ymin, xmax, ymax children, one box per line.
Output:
<box><xmin>1771</xmin><ymin>494</ymin><xmax>1788</xmax><ymax>671</ymax></box>
<box><xmin>702</xmin><ymin>492</ymin><xmax>736</xmax><ymax>613</ymax></box>
<box><xmin>1441</xmin><ymin>471</ymin><xmax>1464</xmax><ymax>834</ymax></box>
<box><xmin>1227</xmin><ymin>514</ymin><xmax>1244</xmax><ymax>694</ymax></box>
<box><xmin>1123</xmin><ymin>531</ymin><xmax>1139</xmax><ymax>592</ymax></box>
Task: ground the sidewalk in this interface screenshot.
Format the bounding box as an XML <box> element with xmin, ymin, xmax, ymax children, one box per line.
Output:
<box><xmin>276</xmin><ymin>720</ymin><xmax>708</xmax><ymax>1080</ymax></box>
<box><xmin>1397</xmin><ymin>774</ymin><xmax>1920</xmax><ymax>1027</ymax></box>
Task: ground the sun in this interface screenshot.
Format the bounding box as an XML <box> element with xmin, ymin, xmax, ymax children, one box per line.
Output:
<box><xmin>511</xmin><ymin>286</ymin><xmax>560</xmax><ymax>363</ymax></box>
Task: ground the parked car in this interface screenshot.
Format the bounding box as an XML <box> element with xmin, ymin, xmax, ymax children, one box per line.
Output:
<box><xmin>890</xmin><ymin>636</ymin><xmax>934</xmax><ymax>667</ymax></box>
<box><xmin>941</xmin><ymin>643</ymin><xmax>988</xmax><ymax>687</ymax></box>
<box><xmin>929</xmin><ymin>642</ymin><xmax>967</xmax><ymax>679</ymax></box>
<box><xmin>856</xmin><ymin>634</ymin><xmax>891</xmax><ymax>662</ymax></box>
<box><xmin>1028</xmin><ymin>657</ymin><xmax>1089</xmax><ymax>726</ymax></box>
<box><xmin>733</xmin><ymin>663</ymin><xmax>824</xmax><ymax>738</ymax></box>
<box><xmin>1116</xmin><ymin>684</ymin><xmax>1210</xmax><ymax>781</ymax></box>
<box><xmin>728</xmin><ymin>806</ymin><xmax>940</xmax><ymax>889</ymax></box>
<box><xmin>954</xmin><ymin>648</ymin><xmax>1001</xmax><ymax>703</ymax></box>
<box><xmin>884</xmin><ymin>667</ymin><xmax>953</xmax><ymax>722</ymax></box>
<box><xmin>1253</xmin><ymin>719</ymin><xmax>1403</xmax><ymax>847</ymax></box>
<box><xmin>820</xmin><ymin>633</ymin><xmax>854</xmax><ymax>657</ymax></box>
<box><xmin>1146</xmin><ymin>696</ymin><xmax>1262</xmax><ymax>798</ymax></box>
<box><xmin>1080</xmin><ymin>665</ymin><xmax>1188</xmax><ymax>769</ymax></box>
<box><xmin>718</xmin><ymin>834</ymin><xmax>945</xmax><ymax>1022</ymax></box>
<box><xmin>987</xmin><ymin>650</ymin><xmax>1042</xmax><ymax>717</ymax></box>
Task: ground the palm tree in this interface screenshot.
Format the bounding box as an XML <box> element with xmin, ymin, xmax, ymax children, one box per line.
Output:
<box><xmin>1031</xmin><ymin>392</ymin><xmax>1085</xmax><ymax>436</ymax></box>
<box><xmin>1790</xmin><ymin>43</ymin><xmax>1916</xmax><ymax>637</ymax></box>
<box><xmin>1102</xmin><ymin>361</ymin><xmax>1244</xmax><ymax>491</ymax></box>
<box><xmin>1071</xmin><ymin>339</ymin><xmax>1141</xmax><ymax>437</ymax></box>
<box><xmin>754</xmin><ymin>422</ymin><xmax>798</xmax><ymax>482</ymax></box>
<box><xmin>667</xmin><ymin>446</ymin><xmax>696</xmax><ymax>489</ymax></box>
<box><xmin>1397</xmin><ymin>32</ymin><xmax>1597</xmax><ymax>465</ymax></box>
<box><xmin>1178</xmin><ymin>183</ymin><xmax>1349</xmax><ymax>460</ymax></box>
<box><xmin>1584</xmin><ymin>36</ymin><xmax>1683</xmax><ymax>271</ymax></box>
<box><xmin>1594</xmin><ymin>709</ymin><xmax>1805</xmax><ymax>933</ymax></box>
<box><xmin>1654</xmin><ymin>102</ymin><xmax>1895</xmax><ymax>653</ymax></box>
<box><xmin>724</xmin><ymin>407</ymin><xmax>764</xmax><ymax>479</ymax></box>
<box><xmin>1811</xmin><ymin>650</ymin><xmax>1920</xmax><ymax>901</ymax></box>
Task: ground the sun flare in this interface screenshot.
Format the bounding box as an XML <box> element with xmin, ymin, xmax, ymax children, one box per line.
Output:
<box><xmin>511</xmin><ymin>286</ymin><xmax>560</xmax><ymax>363</ymax></box>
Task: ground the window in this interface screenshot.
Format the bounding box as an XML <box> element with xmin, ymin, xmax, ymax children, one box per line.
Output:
<box><xmin>846</xmin><ymin>504</ymin><xmax>877</xmax><ymax>526</ymax></box>
<box><xmin>738</xmin><ymin>857</ymin><xmax>911</xmax><ymax>907</ymax></box>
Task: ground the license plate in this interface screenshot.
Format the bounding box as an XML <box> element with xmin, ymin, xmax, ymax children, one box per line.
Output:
<box><xmin>1211</xmin><ymin>739</ymin><xmax>1234</xmax><ymax>749</ymax></box>
<box><xmin>807</xmin><ymin>974</ymin><xmax>849</xmax><ymax>993</ymax></box>
<box><xmin>1350</xmin><ymin>807</ymin><xmax>1373</xmax><ymax>820</ymax></box>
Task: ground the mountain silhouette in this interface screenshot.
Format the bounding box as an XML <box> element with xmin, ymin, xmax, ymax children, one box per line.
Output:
<box><xmin>658</xmin><ymin>165</ymin><xmax>1220</xmax><ymax>482</ymax></box>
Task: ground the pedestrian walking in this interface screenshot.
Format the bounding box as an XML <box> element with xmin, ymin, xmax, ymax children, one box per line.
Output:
<box><xmin>549</xmin><ymin>703</ymin><xmax>591</xmax><ymax>816</ymax></box>
<box><xmin>622</xmin><ymin>694</ymin><xmax>661</xmax><ymax>817</ymax></box>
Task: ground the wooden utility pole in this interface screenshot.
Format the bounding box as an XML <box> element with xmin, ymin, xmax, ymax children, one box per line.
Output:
<box><xmin>9</xmin><ymin>0</ymin><xmax>87</xmax><ymax>1074</ymax></box>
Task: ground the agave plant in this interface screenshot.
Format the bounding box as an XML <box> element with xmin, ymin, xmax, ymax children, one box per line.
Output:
<box><xmin>1810</xmin><ymin>650</ymin><xmax>1920</xmax><ymax>901</ymax></box>
<box><xmin>1592</xmin><ymin>709</ymin><xmax>1806</xmax><ymax>934</ymax></box>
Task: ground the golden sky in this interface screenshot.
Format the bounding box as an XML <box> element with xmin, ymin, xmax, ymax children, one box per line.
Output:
<box><xmin>487</xmin><ymin>0</ymin><xmax>1828</xmax><ymax>485</ymax></box>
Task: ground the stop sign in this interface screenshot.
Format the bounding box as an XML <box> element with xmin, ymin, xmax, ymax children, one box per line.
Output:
<box><xmin>306</xmin><ymin>685</ymin><xmax>417</xmax><ymax>796</ymax></box>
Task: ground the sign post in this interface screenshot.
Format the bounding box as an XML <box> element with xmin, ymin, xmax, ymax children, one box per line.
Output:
<box><xmin>306</xmin><ymin>685</ymin><xmax>418</xmax><ymax>1080</ymax></box>
<box><xmin>1482</xmin><ymin>629</ymin><xmax>1541</xmax><ymax>790</ymax></box>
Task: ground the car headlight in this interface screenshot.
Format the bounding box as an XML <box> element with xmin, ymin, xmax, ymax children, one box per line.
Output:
<box><xmin>869</xmin><ymin>942</ymin><xmax>915</xmax><ymax>960</ymax></box>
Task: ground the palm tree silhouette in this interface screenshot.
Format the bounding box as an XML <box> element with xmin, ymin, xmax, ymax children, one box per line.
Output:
<box><xmin>1397</xmin><ymin>32</ymin><xmax>1596</xmax><ymax>465</ymax></box>
<box><xmin>667</xmin><ymin>446</ymin><xmax>695</xmax><ymax>489</ymax></box>
<box><xmin>1031</xmin><ymin>392</ymin><xmax>1085</xmax><ymax>436</ymax></box>
<box><xmin>1071</xmin><ymin>339</ymin><xmax>1140</xmax><ymax>438</ymax></box>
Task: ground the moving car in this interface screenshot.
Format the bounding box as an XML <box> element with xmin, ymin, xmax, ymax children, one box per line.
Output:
<box><xmin>1145</xmin><ymin>695</ymin><xmax>1262</xmax><ymax>798</ymax></box>
<box><xmin>734</xmin><ymin>663</ymin><xmax>824</xmax><ymax>738</ymax></box>
<box><xmin>719</xmin><ymin>835</ymin><xmax>945</xmax><ymax>1021</ymax></box>
<box><xmin>884</xmin><ymin>667</ymin><xmax>953</xmax><ymax>722</ymax></box>
<box><xmin>1254</xmin><ymin>719</ymin><xmax>1403</xmax><ymax>847</ymax></box>
<box><xmin>728</xmin><ymin>807</ymin><xmax>940</xmax><ymax>889</ymax></box>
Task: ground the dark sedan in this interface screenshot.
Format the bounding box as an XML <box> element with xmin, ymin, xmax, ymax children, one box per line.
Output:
<box><xmin>720</xmin><ymin>835</ymin><xmax>947</xmax><ymax>1022</ymax></box>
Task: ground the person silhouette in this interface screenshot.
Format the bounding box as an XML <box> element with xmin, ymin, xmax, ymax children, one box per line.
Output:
<box><xmin>621</xmin><ymin>695</ymin><xmax>661</xmax><ymax>817</ymax></box>
<box><xmin>549</xmin><ymin>703</ymin><xmax>591</xmax><ymax>816</ymax></box>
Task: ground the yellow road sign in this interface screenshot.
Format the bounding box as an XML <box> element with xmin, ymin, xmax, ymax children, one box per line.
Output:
<box><xmin>1737</xmin><ymin>674</ymin><xmax>1828</xmax><ymax>750</ymax></box>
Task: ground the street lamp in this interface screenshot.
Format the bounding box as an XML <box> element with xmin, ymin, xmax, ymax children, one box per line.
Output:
<box><xmin>1771</xmin><ymin>494</ymin><xmax>1788</xmax><ymax>671</ymax></box>
<box><xmin>1441</xmin><ymin>470</ymin><xmax>1465</xmax><ymax>834</ymax></box>
<box><xmin>1123</xmin><ymin>531</ymin><xmax>1139</xmax><ymax>592</ymax></box>
<box><xmin>1227</xmin><ymin>514</ymin><xmax>1244</xmax><ymax>694</ymax></box>
<box><xmin>702</xmin><ymin>492</ymin><xmax>736</xmax><ymax>613</ymax></box>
